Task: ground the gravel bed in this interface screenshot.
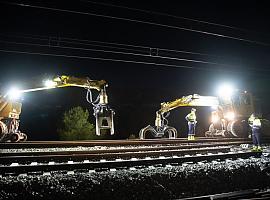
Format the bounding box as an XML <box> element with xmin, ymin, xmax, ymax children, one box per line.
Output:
<box><xmin>0</xmin><ymin>142</ymin><xmax>237</xmax><ymax>153</ymax></box>
<box><xmin>1</xmin><ymin>155</ymin><xmax>270</xmax><ymax>200</ymax></box>
<box><xmin>0</xmin><ymin>145</ymin><xmax>161</xmax><ymax>153</ymax></box>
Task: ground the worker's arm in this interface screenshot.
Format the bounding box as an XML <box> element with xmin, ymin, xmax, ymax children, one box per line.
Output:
<box><xmin>185</xmin><ymin>114</ymin><xmax>190</xmax><ymax>121</ymax></box>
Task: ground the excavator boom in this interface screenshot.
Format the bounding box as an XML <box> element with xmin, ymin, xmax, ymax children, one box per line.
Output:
<box><xmin>140</xmin><ymin>90</ymin><xmax>257</xmax><ymax>139</ymax></box>
<box><xmin>52</xmin><ymin>76</ymin><xmax>107</xmax><ymax>91</ymax></box>
<box><xmin>0</xmin><ymin>75</ymin><xmax>115</xmax><ymax>142</ymax></box>
<box><xmin>15</xmin><ymin>76</ymin><xmax>107</xmax><ymax>94</ymax></box>
<box><xmin>140</xmin><ymin>94</ymin><xmax>220</xmax><ymax>139</ymax></box>
<box><xmin>159</xmin><ymin>94</ymin><xmax>219</xmax><ymax>114</ymax></box>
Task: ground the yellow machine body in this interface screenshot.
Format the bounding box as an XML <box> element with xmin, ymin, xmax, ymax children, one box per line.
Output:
<box><xmin>0</xmin><ymin>101</ymin><xmax>22</xmax><ymax>120</ymax></box>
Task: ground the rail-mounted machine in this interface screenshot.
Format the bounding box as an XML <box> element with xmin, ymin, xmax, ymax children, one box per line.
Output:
<box><xmin>139</xmin><ymin>90</ymin><xmax>257</xmax><ymax>139</ymax></box>
<box><xmin>0</xmin><ymin>75</ymin><xmax>115</xmax><ymax>142</ymax></box>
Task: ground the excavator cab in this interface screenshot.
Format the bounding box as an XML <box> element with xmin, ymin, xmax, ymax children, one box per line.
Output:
<box><xmin>0</xmin><ymin>100</ymin><xmax>27</xmax><ymax>142</ymax></box>
<box><xmin>206</xmin><ymin>91</ymin><xmax>254</xmax><ymax>138</ymax></box>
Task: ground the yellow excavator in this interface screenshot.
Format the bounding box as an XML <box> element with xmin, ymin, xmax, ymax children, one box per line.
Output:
<box><xmin>139</xmin><ymin>94</ymin><xmax>219</xmax><ymax>139</ymax></box>
<box><xmin>139</xmin><ymin>91</ymin><xmax>256</xmax><ymax>139</ymax></box>
<box><xmin>206</xmin><ymin>91</ymin><xmax>256</xmax><ymax>138</ymax></box>
<box><xmin>0</xmin><ymin>75</ymin><xmax>115</xmax><ymax>142</ymax></box>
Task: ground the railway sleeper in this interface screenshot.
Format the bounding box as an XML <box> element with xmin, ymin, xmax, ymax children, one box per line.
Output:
<box><xmin>0</xmin><ymin>151</ymin><xmax>262</xmax><ymax>176</ymax></box>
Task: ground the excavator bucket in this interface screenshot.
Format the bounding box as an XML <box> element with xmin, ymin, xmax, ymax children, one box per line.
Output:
<box><xmin>94</xmin><ymin>105</ymin><xmax>115</xmax><ymax>136</ymax></box>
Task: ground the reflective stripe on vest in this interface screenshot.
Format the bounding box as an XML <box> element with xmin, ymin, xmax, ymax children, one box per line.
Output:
<box><xmin>248</xmin><ymin>115</ymin><xmax>255</xmax><ymax>124</ymax></box>
<box><xmin>253</xmin><ymin>119</ymin><xmax>261</xmax><ymax>127</ymax></box>
<box><xmin>187</xmin><ymin>113</ymin><xmax>196</xmax><ymax>122</ymax></box>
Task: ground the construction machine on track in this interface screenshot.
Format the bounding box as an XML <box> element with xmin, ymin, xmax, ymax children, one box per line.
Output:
<box><xmin>139</xmin><ymin>91</ymin><xmax>257</xmax><ymax>139</ymax></box>
<box><xmin>0</xmin><ymin>75</ymin><xmax>115</xmax><ymax>142</ymax></box>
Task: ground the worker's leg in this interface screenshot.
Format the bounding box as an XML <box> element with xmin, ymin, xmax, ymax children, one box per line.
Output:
<box><xmin>252</xmin><ymin>128</ymin><xmax>258</xmax><ymax>151</ymax></box>
<box><xmin>257</xmin><ymin>129</ymin><xmax>261</xmax><ymax>147</ymax></box>
<box><xmin>192</xmin><ymin>124</ymin><xmax>196</xmax><ymax>140</ymax></box>
<box><xmin>252</xmin><ymin>129</ymin><xmax>257</xmax><ymax>145</ymax></box>
<box><xmin>188</xmin><ymin>122</ymin><xmax>191</xmax><ymax>139</ymax></box>
<box><xmin>254</xmin><ymin>128</ymin><xmax>262</xmax><ymax>151</ymax></box>
<box><xmin>189</xmin><ymin>123</ymin><xmax>195</xmax><ymax>140</ymax></box>
<box><xmin>188</xmin><ymin>122</ymin><xmax>193</xmax><ymax>140</ymax></box>
<box><xmin>254</xmin><ymin>128</ymin><xmax>261</xmax><ymax>145</ymax></box>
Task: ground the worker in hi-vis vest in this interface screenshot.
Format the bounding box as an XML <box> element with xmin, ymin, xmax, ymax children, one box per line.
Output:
<box><xmin>185</xmin><ymin>108</ymin><xmax>197</xmax><ymax>140</ymax></box>
<box><xmin>248</xmin><ymin>113</ymin><xmax>262</xmax><ymax>151</ymax></box>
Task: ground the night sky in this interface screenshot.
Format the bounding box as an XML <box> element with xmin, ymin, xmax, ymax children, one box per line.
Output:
<box><xmin>1</xmin><ymin>0</ymin><xmax>270</xmax><ymax>140</ymax></box>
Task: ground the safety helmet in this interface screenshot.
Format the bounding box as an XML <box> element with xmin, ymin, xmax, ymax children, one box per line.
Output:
<box><xmin>191</xmin><ymin>108</ymin><xmax>196</xmax><ymax>112</ymax></box>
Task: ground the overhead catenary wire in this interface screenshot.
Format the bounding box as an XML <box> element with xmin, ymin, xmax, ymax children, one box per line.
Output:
<box><xmin>0</xmin><ymin>39</ymin><xmax>232</xmax><ymax>67</ymax></box>
<box><xmin>59</xmin><ymin>36</ymin><xmax>226</xmax><ymax>58</ymax></box>
<box><xmin>0</xmin><ymin>48</ymin><xmax>270</xmax><ymax>74</ymax></box>
<box><xmin>0</xmin><ymin>33</ymin><xmax>269</xmax><ymax>73</ymax></box>
<box><xmin>0</xmin><ymin>1</ymin><xmax>268</xmax><ymax>73</ymax></box>
<box><xmin>0</xmin><ymin>48</ymin><xmax>200</xmax><ymax>70</ymax></box>
<box><xmin>0</xmin><ymin>32</ymin><xmax>226</xmax><ymax>59</ymax></box>
<box><xmin>80</xmin><ymin>0</ymin><xmax>257</xmax><ymax>33</ymax></box>
<box><xmin>0</xmin><ymin>36</ymin><xmax>268</xmax><ymax>72</ymax></box>
<box><xmin>0</xmin><ymin>33</ymin><xmax>148</xmax><ymax>54</ymax></box>
<box><xmin>2</xmin><ymin>1</ymin><xmax>270</xmax><ymax>47</ymax></box>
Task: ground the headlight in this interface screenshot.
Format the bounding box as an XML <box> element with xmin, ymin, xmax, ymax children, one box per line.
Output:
<box><xmin>44</xmin><ymin>80</ymin><xmax>57</xmax><ymax>88</ymax></box>
<box><xmin>217</xmin><ymin>84</ymin><xmax>234</xmax><ymax>99</ymax></box>
<box><xmin>7</xmin><ymin>87</ymin><xmax>22</xmax><ymax>100</ymax></box>
<box><xmin>225</xmin><ymin>112</ymin><xmax>235</xmax><ymax>121</ymax></box>
<box><xmin>211</xmin><ymin>115</ymin><xmax>220</xmax><ymax>123</ymax></box>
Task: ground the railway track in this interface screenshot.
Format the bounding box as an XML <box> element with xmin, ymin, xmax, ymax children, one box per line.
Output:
<box><xmin>0</xmin><ymin>145</ymin><xmax>232</xmax><ymax>164</ymax></box>
<box><xmin>0</xmin><ymin>150</ymin><xmax>261</xmax><ymax>175</ymax></box>
<box><xmin>0</xmin><ymin>137</ymin><xmax>252</xmax><ymax>149</ymax></box>
<box><xmin>0</xmin><ymin>141</ymin><xmax>250</xmax><ymax>156</ymax></box>
<box><xmin>0</xmin><ymin>137</ymin><xmax>261</xmax><ymax>176</ymax></box>
<box><xmin>0</xmin><ymin>138</ymin><xmax>267</xmax><ymax>200</ymax></box>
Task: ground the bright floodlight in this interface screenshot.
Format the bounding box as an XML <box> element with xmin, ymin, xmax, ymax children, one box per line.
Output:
<box><xmin>7</xmin><ymin>87</ymin><xmax>22</xmax><ymax>100</ymax></box>
<box><xmin>217</xmin><ymin>84</ymin><xmax>234</xmax><ymax>98</ymax></box>
<box><xmin>211</xmin><ymin>105</ymin><xmax>218</xmax><ymax>110</ymax></box>
<box><xmin>225</xmin><ymin>112</ymin><xmax>235</xmax><ymax>121</ymax></box>
<box><xmin>44</xmin><ymin>80</ymin><xmax>57</xmax><ymax>88</ymax></box>
<box><xmin>211</xmin><ymin>115</ymin><xmax>219</xmax><ymax>123</ymax></box>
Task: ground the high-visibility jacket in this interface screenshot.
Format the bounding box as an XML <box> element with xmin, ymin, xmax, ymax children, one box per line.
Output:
<box><xmin>252</xmin><ymin>118</ymin><xmax>261</xmax><ymax>129</ymax></box>
<box><xmin>248</xmin><ymin>114</ymin><xmax>255</xmax><ymax>125</ymax></box>
<box><xmin>186</xmin><ymin>112</ymin><xmax>196</xmax><ymax>122</ymax></box>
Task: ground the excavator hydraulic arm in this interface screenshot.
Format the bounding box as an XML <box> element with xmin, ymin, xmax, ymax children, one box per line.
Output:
<box><xmin>52</xmin><ymin>75</ymin><xmax>107</xmax><ymax>91</ymax></box>
<box><xmin>140</xmin><ymin>94</ymin><xmax>219</xmax><ymax>139</ymax></box>
<box><xmin>48</xmin><ymin>76</ymin><xmax>115</xmax><ymax>136</ymax></box>
<box><xmin>158</xmin><ymin>94</ymin><xmax>219</xmax><ymax>114</ymax></box>
<box><xmin>0</xmin><ymin>75</ymin><xmax>115</xmax><ymax>142</ymax></box>
<box><xmin>47</xmin><ymin>75</ymin><xmax>115</xmax><ymax>136</ymax></box>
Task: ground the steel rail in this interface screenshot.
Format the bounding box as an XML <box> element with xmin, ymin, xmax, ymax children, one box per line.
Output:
<box><xmin>0</xmin><ymin>141</ymin><xmax>248</xmax><ymax>157</ymax></box>
<box><xmin>0</xmin><ymin>151</ymin><xmax>261</xmax><ymax>175</ymax></box>
<box><xmin>0</xmin><ymin>137</ymin><xmax>251</xmax><ymax>149</ymax></box>
<box><xmin>0</xmin><ymin>146</ymin><xmax>232</xmax><ymax>164</ymax></box>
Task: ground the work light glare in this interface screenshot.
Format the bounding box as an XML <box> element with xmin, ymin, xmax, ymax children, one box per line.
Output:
<box><xmin>218</xmin><ymin>84</ymin><xmax>234</xmax><ymax>98</ymax></box>
<box><xmin>7</xmin><ymin>88</ymin><xmax>22</xmax><ymax>100</ymax></box>
<box><xmin>44</xmin><ymin>80</ymin><xmax>57</xmax><ymax>88</ymax></box>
